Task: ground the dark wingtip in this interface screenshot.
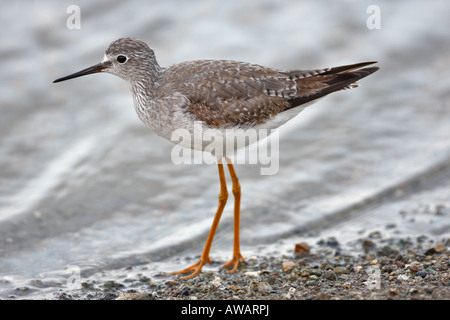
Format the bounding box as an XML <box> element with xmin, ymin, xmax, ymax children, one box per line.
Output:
<box><xmin>287</xmin><ymin>62</ymin><xmax>379</xmax><ymax>108</ymax></box>
<box><xmin>351</xmin><ymin>66</ymin><xmax>380</xmax><ymax>80</ymax></box>
<box><xmin>322</xmin><ymin>61</ymin><xmax>379</xmax><ymax>75</ymax></box>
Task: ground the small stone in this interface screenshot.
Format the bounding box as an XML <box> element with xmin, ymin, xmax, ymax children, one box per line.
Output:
<box><xmin>309</xmin><ymin>268</ymin><xmax>323</xmax><ymax>276</ymax></box>
<box><xmin>103</xmin><ymin>280</ymin><xmax>124</xmax><ymax>288</ymax></box>
<box><xmin>209</xmin><ymin>277</ymin><xmax>223</xmax><ymax>288</ymax></box>
<box><xmin>315</xmin><ymin>293</ymin><xmax>332</xmax><ymax>300</ymax></box>
<box><xmin>116</xmin><ymin>292</ymin><xmax>155</xmax><ymax>300</ymax></box>
<box><xmin>296</xmin><ymin>258</ymin><xmax>308</xmax><ymax>267</ymax></box>
<box><xmin>323</xmin><ymin>270</ymin><xmax>336</xmax><ymax>280</ymax></box>
<box><xmin>425</xmin><ymin>267</ymin><xmax>437</xmax><ymax>275</ymax></box>
<box><xmin>295</xmin><ymin>242</ymin><xmax>311</xmax><ymax>254</ymax></box>
<box><xmin>362</xmin><ymin>239</ymin><xmax>376</xmax><ymax>251</ymax></box>
<box><xmin>434</xmin><ymin>244</ymin><xmax>446</xmax><ymax>252</ymax></box>
<box><xmin>244</xmin><ymin>271</ymin><xmax>260</xmax><ymax>278</ymax></box>
<box><xmin>326</xmin><ymin>237</ymin><xmax>340</xmax><ymax>247</ymax></box>
<box><xmin>333</xmin><ymin>266</ymin><xmax>349</xmax><ymax>275</ymax></box>
<box><xmin>299</xmin><ymin>269</ymin><xmax>310</xmax><ymax>277</ymax></box>
<box><xmin>309</xmin><ymin>275</ymin><xmax>319</xmax><ymax>281</ymax></box>
<box><xmin>281</xmin><ymin>261</ymin><xmax>297</xmax><ymax>272</ymax></box>
<box><xmin>409</xmin><ymin>262</ymin><xmax>420</xmax><ymax>273</ymax></box>
<box><xmin>368</xmin><ymin>231</ymin><xmax>382</xmax><ymax>239</ymax></box>
<box><xmin>377</xmin><ymin>245</ymin><xmax>393</xmax><ymax>257</ymax></box>
<box><xmin>285</xmin><ymin>287</ymin><xmax>296</xmax><ymax>299</ymax></box>
<box><xmin>397</xmin><ymin>274</ymin><xmax>409</xmax><ymax>281</ymax></box>
<box><xmin>409</xmin><ymin>288</ymin><xmax>419</xmax><ymax>295</ymax></box>
<box><xmin>304</xmin><ymin>280</ymin><xmax>317</xmax><ymax>287</ymax></box>
<box><xmin>390</xmin><ymin>288</ymin><xmax>400</xmax><ymax>296</ymax></box>
<box><xmin>319</xmin><ymin>261</ymin><xmax>334</xmax><ymax>270</ymax></box>
<box><xmin>247</xmin><ymin>281</ymin><xmax>272</xmax><ymax>296</ymax></box>
<box><xmin>180</xmin><ymin>287</ymin><xmax>191</xmax><ymax>296</ymax></box>
<box><xmin>415</xmin><ymin>270</ymin><xmax>428</xmax><ymax>278</ymax></box>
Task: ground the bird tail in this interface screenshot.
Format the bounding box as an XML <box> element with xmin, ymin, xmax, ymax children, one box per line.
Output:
<box><xmin>287</xmin><ymin>61</ymin><xmax>379</xmax><ymax>108</ymax></box>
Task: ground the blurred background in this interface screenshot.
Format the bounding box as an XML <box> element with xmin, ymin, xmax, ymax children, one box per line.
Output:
<box><xmin>0</xmin><ymin>0</ymin><xmax>449</xmax><ymax>298</ymax></box>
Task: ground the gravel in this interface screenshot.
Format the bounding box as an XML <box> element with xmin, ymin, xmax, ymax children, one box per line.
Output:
<box><xmin>47</xmin><ymin>235</ymin><xmax>449</xmax><ymax>300</ymax></box>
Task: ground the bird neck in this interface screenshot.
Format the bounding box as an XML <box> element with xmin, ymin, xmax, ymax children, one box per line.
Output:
<box><xmin>129</xmin><ymin>65</ymin><xmax>164</xmax><ymax>130</ymax></box>
<box><xmin>130</xmin><ymin>63</ymin><xmax>162</xmax><ymax>99</ymax></box>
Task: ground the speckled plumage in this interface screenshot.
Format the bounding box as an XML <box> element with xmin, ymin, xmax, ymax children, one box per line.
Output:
<box><xmin>54</xmin><ymin>38</ymin><xmax>379</xmax><ymax>151</ymax></box>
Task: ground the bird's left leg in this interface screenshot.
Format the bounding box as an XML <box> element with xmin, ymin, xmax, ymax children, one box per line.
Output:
<box><xmin>221</xmin><ymin>158</ymin><xmax>245</xmax><ymax>272</ymax></box>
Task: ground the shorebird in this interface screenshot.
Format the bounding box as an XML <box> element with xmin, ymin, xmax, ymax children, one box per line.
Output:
<box><xmin>54</xmin><ymin>38</ymin><xmax>378</xmax><ymax>279</ymax></box>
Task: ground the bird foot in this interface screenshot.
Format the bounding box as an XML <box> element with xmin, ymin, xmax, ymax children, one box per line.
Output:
<box><xmin>221</xmin><ymin>253</ymin><xmax>246</xmax><ymax>273</ymax></box>
<box><xmin>164</xmin><ymin>258</ymin><xmax>210</xmax><ymax>280</ymax></box>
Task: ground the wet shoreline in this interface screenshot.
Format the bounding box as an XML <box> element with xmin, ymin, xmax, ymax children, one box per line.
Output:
<box><xmin>7</xmin><ymin>229</ymin><xmax>448</xmax><ymax>300</ymax></box>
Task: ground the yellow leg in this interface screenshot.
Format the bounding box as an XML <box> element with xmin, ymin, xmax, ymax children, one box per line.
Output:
<box><xmin>166</xmin><ymin>162</ymin><xmax>228</xmax><ymax>280</ymax></box>
<box><xmin>221</xmin><ymin>159</ymin><xmax>245</xmax><ymax>272</ymax></box>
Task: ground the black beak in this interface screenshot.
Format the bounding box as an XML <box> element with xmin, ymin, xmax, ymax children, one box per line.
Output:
<box><xmin>53</xmin><ymin>62</ymin><xmax>108</xmax><ymax>83</ymax></box>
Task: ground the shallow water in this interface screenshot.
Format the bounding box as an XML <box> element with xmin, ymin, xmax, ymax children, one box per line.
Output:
<box><xmin>0</xmin><ymin>0</ymin><xmax>449</xmax><ymax>298</ymax></box>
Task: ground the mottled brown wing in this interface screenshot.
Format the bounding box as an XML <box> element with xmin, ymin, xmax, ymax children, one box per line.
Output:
<box><xmin>163</xmin><ymin>60</ymin><xmax>299</xmax><ymax>127</ymax></box>
<box><xmin>163</xmin><ymin>60</ymin><xmax>378</xmax><ymax>128</ymax></box>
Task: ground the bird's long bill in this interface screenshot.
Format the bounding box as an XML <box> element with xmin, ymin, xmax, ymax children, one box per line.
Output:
<box><xmin>53</xmin><ymin>62</ymin><xmax>106</xmax><ymax>83</ymax></box>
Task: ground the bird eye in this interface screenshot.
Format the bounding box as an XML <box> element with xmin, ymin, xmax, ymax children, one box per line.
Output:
<box><xmin>117</xmin><ymin>55</ymin><xmax>127</xmax><ymax>63</ymax></box>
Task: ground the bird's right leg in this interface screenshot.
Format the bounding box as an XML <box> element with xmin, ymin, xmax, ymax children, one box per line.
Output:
<box><xmin>165</xmin><ymin>161</ymin><xmax>228</xmax><ymax>280</ymax></box>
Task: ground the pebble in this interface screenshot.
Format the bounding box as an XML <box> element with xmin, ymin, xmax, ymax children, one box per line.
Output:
<box><xmin>415</xmin><ymin>270</ymin><xmax>428</xmax><ymax>278</ymax></box>
<box><xmin>368</xmin><ymin>231</ymin><xmax>382</xmax><ymax>239</ymax></box>
<box><xmin>209</xmin><ymin>277</ymin><xmax>223</xmax><ymax>288</ymax></box>
<box><xmin>300</xmin><ymin>268</ymin><xmax>310</xmax><ymax>277</ymax></box>
<box><xmin>362</xmin><ymin>239</ymin><xmax>376</xmax><ymax>251</ymax></box>
<box><xmin>390</xmin><ymin>288</ymin><xmax>400</xmax><ymax>296</ymax></box>
<box><xmin>354</xmin><ymin>266</ymin><xmax>363</xmax><ymax>273</ymax></box>
<box><xmin>409</xmin><ymin>288</ymin><xmax>419</xmax><ymax>295</ymax></box>
<box><xmin>244</xmin><ymin>271</ymin><xmax>260</xmax><ymax>278</ymax></box>
<box><xmin>180</xmin><ymin>287</ymin><xmax>191</xmax><ymax>296</ymax></box>
<box><xmin>323</xmin><ymin>270</ymin><xmax>336</xmax><ymax>280</ymax></box>
<box><xmin>333</xmin><ymin>266</ymin><xmax>349</xmax><ymax>275</ymax></box>
<box><xmin>247</xmin><ymin>281</ymin><xmax>272</xmax><ymax>296</ymax></box>
<box><xmin>285</xmin><ymin>287</ymin><xmax>296</xmax><ymax>299</ymax></box>
<box><xmin>397</xmin><ymin>274</ymin><xmax>409</xmax><ymax>281</ymax></box>
<box><xmin>425</xmin><ymin>267</ymin><xmax>437</xmax><ymax>275</ymax></box>
<box><xmin>116</xmin><ymin>292</ymin><xmax>156</xmax><ymax>300</ymax></box>
<box><xmin>326</xmin><ymin>237</ymin><xmax>340</xmax><ymax>247</ymax></box>
<box><xmin>320</xmin><ymin>261</ymin><xmax>334</xmax><ymax>270</ymax></box>
<box><xmin>295</xmin><ymin>242</ymin><xmax>311</xmax><ymax>254</ymax></box>
<box><xmin>281</xmin><ymin>261</ymin><xmax>297</xmax><ymax>272</ymax></box>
